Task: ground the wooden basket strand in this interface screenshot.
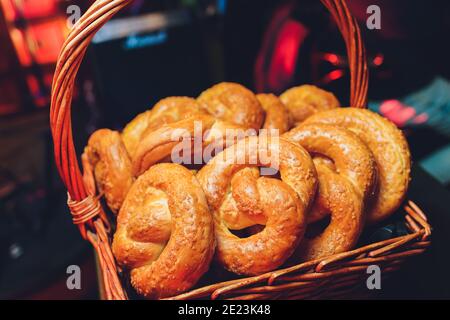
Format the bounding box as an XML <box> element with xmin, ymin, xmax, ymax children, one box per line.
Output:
<box><xmin>49</xmin><ymin>0</ymin><xmax>378</xmax><ymax>300</ymax></box>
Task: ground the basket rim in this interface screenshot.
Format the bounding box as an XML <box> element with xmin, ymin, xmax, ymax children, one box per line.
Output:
<box><xmin>160</xmin><ymin>200</ymin><xmax>431</xmax><ymax>300</ymax></box>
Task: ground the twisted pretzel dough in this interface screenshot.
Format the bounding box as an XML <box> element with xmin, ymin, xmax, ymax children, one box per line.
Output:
<box><xmin>198</xmin><ymin>82</ymin><xmax>265</xmax><ymax>130</ymax></box>
<box><xmin>122</xmin><ymin>97</ymin><xmax>207</xmax><ymax>157</ymax></box>
<box><xmin>284</xmin><ymin>124</ymin><xmax>377</xmax><ymax>260</ymax></box>
<box><xmin>280</xmin><ymin>85</ymin><xmax>340</xmax><ymax>126</ymax></box>
<box><xmin>132</xmin><ymin>114</ymin><xmax>246</xmax><ymax>176</ymax></box>
<box><xmin>304</xmin><ymin>108</ymin><xmax>411</xmax><ymax>224</ymax></box>
<box><xmin>197</xmin><ymin>136</ymin><xmax>317</xmax><ymax>275</ymax></box>
<box><xmin>82</xmin><ymin>129</ymin><xmax>133</xmax><ymax>214</ymax></box>
<box><xmin>112</xmin><ymin>163</ymin><xmax>214</xmax><ymax>299</ymax></box>
<box><xmin>257</xmin><ymin>93</ymin><xmax>290</xmax><ymax>134</ymax></box>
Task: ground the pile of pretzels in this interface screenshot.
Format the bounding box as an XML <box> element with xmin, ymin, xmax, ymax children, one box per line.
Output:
<box><xmin>82</xmin><ymin>82</ymin><xmax>411</xmax><ymax>299</ymax></box>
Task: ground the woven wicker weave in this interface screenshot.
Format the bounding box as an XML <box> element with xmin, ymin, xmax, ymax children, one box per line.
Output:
<box><xmin>50</xmin><ymin>0</ymin><xmax>431</xmax><ymax>300</ymax></box>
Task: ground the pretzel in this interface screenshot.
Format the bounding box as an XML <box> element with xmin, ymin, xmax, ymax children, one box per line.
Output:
<box><xmin>257</xmin><ymin>93</ymin><xmax>290</xmax><ymax>134</ymax></box>
<box><xmin>284</xmin><ymin>123</ymin><xmax>377</xmax><ymax>260</ymax></box>
<box><xmin>196</xmin><ymin>136</ymin><xmax>317</xmax><ymax>275</ymax></box>
<box><xmin>81</xmin><ymin>129</ymin><xmax>133</xmax><ymax>214</ymax></box>
<box><xmin>304</xmin><ymin>108</ymin><xmax>411</xmax><ymax>224</ymax></box>
<box><xmin>131</xmin><ymin>114</ymin><xmax>246</xmax><ymax>176</ymax></box>
<box><xmin>112</xmin><ymin>163</ymin><xmax>214</xmax><ymax>299</ymax></box>
<box><xmin>280</xmin><ymin>85</ymin><xmax>340</xmax><ymax>126</ymax></box>
<box><xmin>122</xmin><ymin>97</ymin><xmax>207</xmax><ymax>157</ymax></box>
<box><xmin>198</xmin><ymin>82</ymin><xmax>265</xmax><ymax>130</ymax></box>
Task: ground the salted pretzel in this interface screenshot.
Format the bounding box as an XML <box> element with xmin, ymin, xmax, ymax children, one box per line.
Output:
<box><xmin>198</xmin><ymin>82</ymin><xmax>265</xmax><ymax>130</ymax></box>
<box><xmin>131</xmin><ymin>114</ymin><xmax>247</xmax><ymax>176</ymax></box>
<box><xmin>82</xmin><ymin>129</ymin><xmax>134</xmax><ymax>214</ymax></box>
<box><xmin>304</xmin><ymin>108</ymin><xmax>411</xmax><ymax>224</ymax></box>
<box><xmin>112</xmin><ymin>163</ymin><xmax>215</xmax><ymax>299</ymax></box>
<box><xmin>122</xmin><ymin>97</ymin><xmax>207</xmax><ymax>157</ymax></box>
<box><xmin>257</xmin><ymin>93</ymin><xmax>290</xmax><ymax>134</ymax></box>
<box><xmin>196</xmin><ymin>136</ymin><xmax>317</xmax><ymax>275</ymax></box>
<box><xmin>280</xmin><ymin>85</ymin><xmax>340</xmax><ymax>126</ymax></box>
<box><xmin>284</xmin><ymin>123</ymin><xmax>377</xmax><ymax>260</ymax></box>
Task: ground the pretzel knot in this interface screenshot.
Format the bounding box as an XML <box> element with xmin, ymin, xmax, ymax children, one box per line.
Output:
<box><xmin>198</xmin><ymin>82</ymin><xmax>265</xmax><ymax>130</ymax></box>
<box><xmin>82</xmin><ymin>129</ymin><xmax>134</xmax><ymax>214</ymax></box>
<box><xmin>280</xmin><ymin>85</ymin><xmax>340</xmax><ymax>126</ymax></box>
<box><xmin>304</xmin><ymin>108</ymin><xmax>411</xmax><ymax>224</ymax></box>
<box><xmin>112</xmin><ymin>163</ymin><xmax>214</xmax><ymax>299</ymax></box>
<box><xmin>197</xmin><ymin>136</ymin><xmax>317</xmax><ymax>275</ymax></box>
<box><xmin>122</xmin><ymin>97</ymin><xmax>208</xmax><ymax>158</ymax></box>
<box><xmin>131</xmin><ymin>114</ymin><xmax>246</xmax><ymax>176</ymax></box>
<box><xmin>67</xmin><ymin>194</ymin><xmax>102</xmax><ymax>225</ymax></box>
<box><xmin>284</xmin><ymin>123</ymin><xmax>378</xmax><ymax>260</ymax></box>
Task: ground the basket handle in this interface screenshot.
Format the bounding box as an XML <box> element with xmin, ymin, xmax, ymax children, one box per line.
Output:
<box><xmin>49</xmin><ymin>0</ymin><xmax>367</xmax><ymax>300</ymax></box>
<box><xmin>51</xmin><ymin>0</ymin><xmax>367</xmax><ymax>203</ymax></box>
<box><xmin>320</xmin><ymin>0</ymin><xmax>368</xmax><ymax>107</ymax></box>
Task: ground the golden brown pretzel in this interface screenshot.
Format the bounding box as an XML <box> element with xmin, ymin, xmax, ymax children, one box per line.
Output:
<box><xmin>280</xmin><ymin>85</ymin><xmax>340</xmax><ymax>126</ymax></box>
<box><xmin>304</xmin><ymin>108</ymin><xmax>411</xmax><ymax>224</ymax></box>
<box><xmin>257</xmin><ymin>93</ymin><xmax>290</xmax><ymax>134</ymax></box>
<box><xmin>196</xmin><ymin>136</ymin><xmax>317</xmax><ymax>275</ymax></box>
<box><xmin>112</xmin><ymin>163</ymin><xmax>214</xmax><ymax>299</ymax></box>
<box><xmin>81</xmin><ymin>129</ymin><xmax>134</xmax><ymax>214</ymax></box>
<box><xmin>132</xmin><ymin>114</ymin><xmax>246</xmax><ymax>176</ymax></box>
<box><xmin>122</xmin><ymin>97</ymin><xmax>207</xmax><ymax>157</ymax></box>
<box><xmin>198</xmin><ymin>82</ymin><xmax>265</xmax><ymax>130</ymax></box>
<box><xmin>283</xmin><ymin>123</ymin><xmax>377</xmax><ymax>260</ymax></box>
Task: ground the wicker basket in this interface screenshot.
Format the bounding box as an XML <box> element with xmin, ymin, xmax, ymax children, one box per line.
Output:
<box><xmin>50</xmin><ymin>0</ymin><xmax>432</xmax><ymax>300</ymax></box>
